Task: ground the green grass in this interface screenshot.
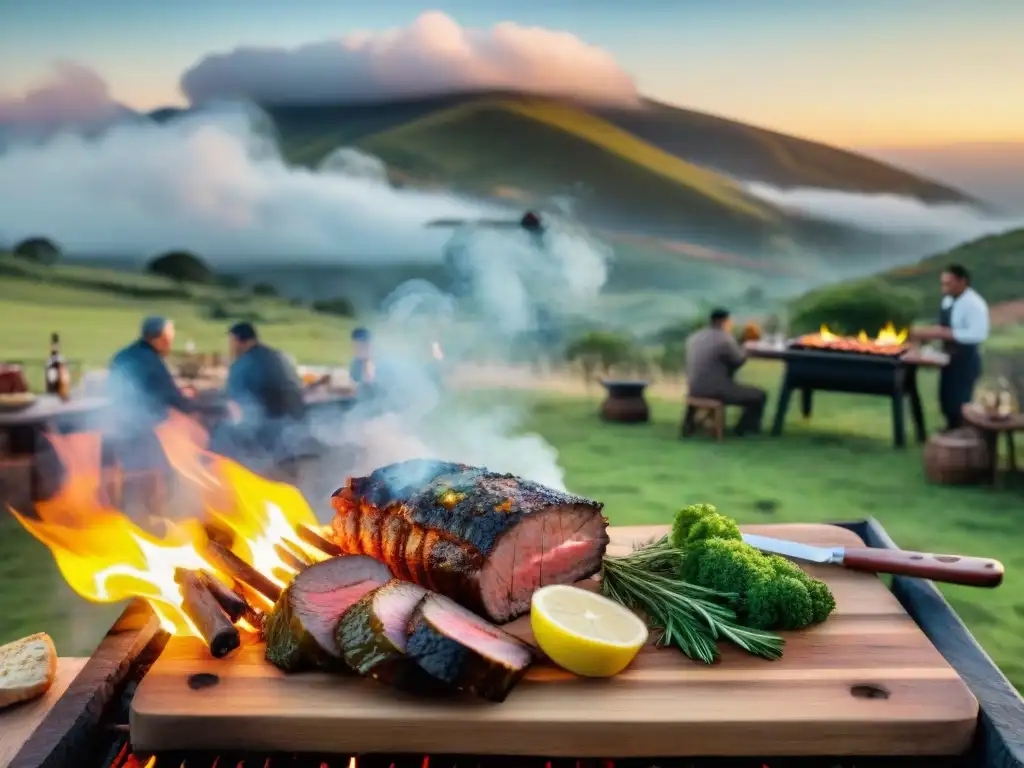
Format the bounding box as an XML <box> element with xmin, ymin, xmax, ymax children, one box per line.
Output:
<box><xmin>0</xmin><ymin>255</ymin><xmax>358</xmax><ymax>375</ymax></box>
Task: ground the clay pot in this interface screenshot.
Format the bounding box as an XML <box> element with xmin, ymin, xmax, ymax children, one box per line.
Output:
<box><xmin>599</xmin><ymin>380</ymin><xmax>650</xmax><ymax>424</ymax></box>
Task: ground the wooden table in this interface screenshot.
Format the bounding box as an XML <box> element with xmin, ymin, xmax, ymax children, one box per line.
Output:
<box><xmin>131</xmin><ymin>523</ymin><xmax>978</xmax><ymax>758</ymax></box>
<box><xmin>745</xmin><ymin>342</ymin><xmax>949</xmax><ymax>448</ymax></box>
<box><xmin>0</xmin><ymin>659</ymin><xmax>86</xmax><ymax>768</ymax></box>
<box><xmin>962</xmin><ymin>404</ymin><xmax>1023</xmax><ymax>485</ymax></box>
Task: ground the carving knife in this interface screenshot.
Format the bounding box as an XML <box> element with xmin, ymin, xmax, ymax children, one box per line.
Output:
<box><xmin>740</xmin><ymin>533</ymin><xmax>1004</xmax><ymax>588</ymax></box>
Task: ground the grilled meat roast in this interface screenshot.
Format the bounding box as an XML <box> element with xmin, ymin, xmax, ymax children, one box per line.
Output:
<box><xmin>406</xmin><ymin>592</ymin><xmax>534</xmax><ymax>702</ymax></box>
<box><xmin>331</xmin><ymin>459</ymin><xmax>609</xmax><ymax>622</ymax></box>
<box><xmin>264</xmin><ymin>555</ymin><xmax>392</xmax><ymax>672</ymax></box>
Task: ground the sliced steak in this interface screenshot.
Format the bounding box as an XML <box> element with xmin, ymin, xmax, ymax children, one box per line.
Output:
<box><xmin>264</xmin><ymin>555</ymin><xmax>392</xmax><ymax>672</ymax></box>
<box><xmin>405</xmin><ymin>592</ymin><xmax>534</xmax><ymax>702</ymax></box>
<box><xmin>336</xmin><ymin>579</ymin><xmax>441</xmax><ymax>692</ymax></box>
<box><xmin>331</xmin><ymin>459</ymin><xmax>608</xmax><ymax>622</ymax></box>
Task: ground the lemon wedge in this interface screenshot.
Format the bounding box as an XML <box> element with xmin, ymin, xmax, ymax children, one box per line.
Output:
<box><xmin>530</xmin><ymin>584</ymin><xmax>648</xmax><ymax>677</ymax></box>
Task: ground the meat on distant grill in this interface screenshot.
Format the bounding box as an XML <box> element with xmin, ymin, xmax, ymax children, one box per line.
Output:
<box><xmin>264</xmin><ymin>555</ymin><xmax>392</xmax><ymax>672</ymax></box>
<box><xmin>405</xmin><ymin>592</ymin><xmax>534</xmax><ymax>702</ymax></box>
<box><xmin>336</xmin><ymin>579</ymin><xmax>442</xmax><ymax>691</ymax></box>
<box><xmin>330</xmin><ymin>459</ymin><xmax>609</xmax><ymax>623</ymax></box>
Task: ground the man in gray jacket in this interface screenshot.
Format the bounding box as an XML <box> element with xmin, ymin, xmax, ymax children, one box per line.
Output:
<box><xmin>686</xmin><ymin>308</ymin><xmax>767</xmax><ymax>436</ymax></box>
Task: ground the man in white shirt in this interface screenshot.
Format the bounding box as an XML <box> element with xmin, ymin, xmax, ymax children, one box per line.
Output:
<box><xmin>909</xmin><ymin>264</ymin><xmax>989</xmax><ymax>430</ymax></box>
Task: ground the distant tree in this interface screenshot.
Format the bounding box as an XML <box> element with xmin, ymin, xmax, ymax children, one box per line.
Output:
<box><xmin>147</xmin><ymin>251</ymin><xmax>214</xmax><ymax>284</ymax></box>
<box><xmin>13</xmin><ymin>237</ymin><xmax>61</xmax><ymax>265</ymax></box>
<box><xmin>251</xmin><ymin>282</ymin><xmax>278</xmax><ymax>297</ymax></box>
<box><xmin>789</xmin><ymin>280</ymin><xmax>921</xmax><ymax>336</ymax></box>
<box><xmin>565</xmin><ymin>330</ymin><xmax>639</xmax><ymax>385</ymax></box>
<box><xmin>312</xmin><ymin>296</ymin><xmax>356</xmax><ymax>318</ymax></box>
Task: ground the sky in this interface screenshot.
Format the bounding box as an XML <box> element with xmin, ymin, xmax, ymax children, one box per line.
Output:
<box><xmin>2</xmin><ymin>0</ymin><xmax>1024</xmax><ymax>148</ymax></box>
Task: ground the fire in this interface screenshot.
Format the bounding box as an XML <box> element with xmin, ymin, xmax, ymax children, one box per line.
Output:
<box><xmin>797</xmin><ymin>322</ymin><xmax>909</xmax><ymax>355</ymax></box>
<box><xmin>8</xmin><ymin>410</ymin><xmax>328</xmax><ymax>635</ymax></box>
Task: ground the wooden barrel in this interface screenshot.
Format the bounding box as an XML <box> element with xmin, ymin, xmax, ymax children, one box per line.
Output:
<box><xmin>599</xmin><ymin>380</ymin><xmax>650</xmax><ymax>424</ymax></box>
<box><xmin>923</xmin><ymin>428</ymin><xmax>991</xmax><ymax>485</ymax></box>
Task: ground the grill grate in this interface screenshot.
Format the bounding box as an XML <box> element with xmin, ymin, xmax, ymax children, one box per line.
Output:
<box><xmin>98</xmin><ymin>738</ymin><xmax>972</xmax><ymax>768</ymax></box>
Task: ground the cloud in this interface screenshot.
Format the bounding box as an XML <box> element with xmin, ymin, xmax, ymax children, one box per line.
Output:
<box><xmin>744</xmin><ymin>182</ymin><xmax>1022</xmax><ymax>243</ymax></box>
<box><xmin>0</xmin><ymin>61</ymin><xmax>123</xmax><ymax>132</ymax></box>
<box><xmin>0</xmin><ymin>104</ymin><xmax>497</xmax><ymax>261</ymax></box>
<box><xmin>180</xmin><ymin>11</ymin><xmax>639</xmax><ymax>107</ymax></box>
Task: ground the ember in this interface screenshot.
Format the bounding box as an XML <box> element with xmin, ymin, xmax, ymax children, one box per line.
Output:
<box><xmin>7</xmin><ymin>410</ymin><xmax>330</xmax><ymax>638</ymax></box>
<box><xmin>794</xmin><ymin>322</ymin><xmax>909</xmax><ymax>356</ymax></box>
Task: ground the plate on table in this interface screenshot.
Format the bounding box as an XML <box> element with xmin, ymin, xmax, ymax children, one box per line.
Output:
<box><xmin>0</xmin><ymin>392</ymin><xmax>36</xmax><ymax>413</ymax></box>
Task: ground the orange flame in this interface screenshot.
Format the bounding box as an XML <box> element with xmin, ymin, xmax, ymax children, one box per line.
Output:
<box><xmin>8</xmin><ymin>410</ymin><xmax>328</xmax><ymax>635</ymax></box>
<box><xmin>798</xmin><ymin>322</ymin><xmax>908</xmax><ymax>354</ymax></box>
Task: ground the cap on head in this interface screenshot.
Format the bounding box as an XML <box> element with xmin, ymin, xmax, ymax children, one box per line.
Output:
<box><xmin>351</xmin><ymin>327</ymin><xmax>371</xmax><ymax>342</ymax></box>
<box><xmin>228</xmin><ymin>321</ymin><xmax>258</xmax><ymax>342</ymax></box>
<box><xmin>709</xmin><ymin>307</ymin><xmax>731</xmax><ymax>325</ymax></box>
<box><xmin>140</xmin><ymin>315</ymin><xmax>169</xmax><ymax>340</ymax></box>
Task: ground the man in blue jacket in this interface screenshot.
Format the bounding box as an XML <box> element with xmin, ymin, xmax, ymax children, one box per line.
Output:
<box><xmin>211</xmin><ymin>322</ymin><xmax>309</xmax><ymax>471</ymax></box>
<box><xmin>104</xmin><ymin>316</ymin><xmax>195</xmax><ymax>518</ymax></box>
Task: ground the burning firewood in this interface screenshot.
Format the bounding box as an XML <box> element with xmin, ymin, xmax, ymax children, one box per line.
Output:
<box><xmin>196</xmin><ymin>569</ymin><xmax>249</xmax><ymax>623</ymax></box>
<box><xmin>174</xmin><ymin>569</ymin><xmax>241</xmax><ymax>659</ymax></box>
<box><xmin>296</xmin><ymin>523</ymin><xmax>344</xmax><ymax>557</ymax></box>
<box><xmin>273</xmin><ymin>541</ymin><xmax>311</xmax><ymax>573</ymax></box>
<box><xmin>201</xmin><ymin>539</ymin><xmax>283</xmax><ymax>604</ymax></box>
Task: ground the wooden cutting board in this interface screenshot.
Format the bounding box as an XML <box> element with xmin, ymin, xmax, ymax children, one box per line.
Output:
<box><xmin>130</xmin><ymin>523</ymin><xmax>979</xmax><ymax>757</ymax></box>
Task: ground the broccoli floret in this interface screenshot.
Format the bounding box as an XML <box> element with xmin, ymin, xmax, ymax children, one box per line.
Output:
<box><xmin>670</xmin><ymin>504</ymin><xmax>740</xmax><ymax>549</ymax></box>
<box><xmin>680</xmin><ymin>537</ymin><xmax>836</xmax><ymax>631</ymax></box>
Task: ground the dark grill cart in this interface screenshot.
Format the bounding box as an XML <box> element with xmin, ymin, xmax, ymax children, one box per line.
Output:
<box><xmin>745</xmin><ymin>342</ymin><xmax>948</xmax><ymax>448</ymax></box>
<box><xmin>3</xmin><ymin>519</ymin><xmax>1021</xmax><ymax>768</ymax></box>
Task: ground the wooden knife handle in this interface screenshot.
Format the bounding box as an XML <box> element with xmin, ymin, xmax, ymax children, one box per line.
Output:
<box><xmin>842</xmin><ymin>547</ymin><xmax>1004</xmax><ymax>587</ymax></box>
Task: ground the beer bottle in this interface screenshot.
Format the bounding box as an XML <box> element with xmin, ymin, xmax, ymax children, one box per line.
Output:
<box><xmin>45</xmin><ymin>332</ymin><xmax>69</xmax><ymax>400</ymax></box>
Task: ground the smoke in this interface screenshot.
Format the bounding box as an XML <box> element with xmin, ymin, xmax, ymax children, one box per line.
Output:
<box><xmin>744</xmin><ymin>182</ymin><xmax>1021</xmax><ymax>243</ymax></box>
<box><xmin>0</xmin><ymin>103</ymin><xmax>498</xmax><ymax>262</ymax></box>
<box><xmin>180</xmin><ymin>11</ymin><xmax>639</xmax><ymax>108</ymax></box>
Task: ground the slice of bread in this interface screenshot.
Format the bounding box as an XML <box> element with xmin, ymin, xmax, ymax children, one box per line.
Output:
<box><xmin>0</xmin><ymin>633</ymin><xmax>58</xmax><ymax>710</ymax></box>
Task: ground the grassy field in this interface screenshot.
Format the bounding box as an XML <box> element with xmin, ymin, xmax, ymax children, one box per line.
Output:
<box><xmin>3</xmin><ymin>358</ymin><xmax>1023</xmax><ymax>695</ymax></box>
<box><xmin>0</xmin><ymin>255</ymin><xmax>358</xmax><ymax>378</ymax></box>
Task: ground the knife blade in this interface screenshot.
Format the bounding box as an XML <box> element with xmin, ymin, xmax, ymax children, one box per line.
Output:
<box><xmin>741</xmin><ymin>533</ymin><xmax>1004</xmax><ymax>588</ymax></box>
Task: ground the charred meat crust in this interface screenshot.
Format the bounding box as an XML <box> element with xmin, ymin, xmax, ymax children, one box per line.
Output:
<box><xmin>330</xmin><ymin>460</ymin><xmax>608</xmax><ymax>621</ymax></box>
<box><xmin>336</xmin><ymin>579</ymin><xmax>442</xmax><ymax>692</ymax></box>
<box><xmin>405</xmin><ymin>593</ymin><xmax>534</xmax><ymax>703</ymax></box>
<box><xmin>264</xmin><ymin>555</ymin><xmax>392</xmax><ymax>673</ymax></box>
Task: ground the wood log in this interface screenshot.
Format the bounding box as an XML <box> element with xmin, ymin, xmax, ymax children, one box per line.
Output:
<box><xmin>196</xmin><ymin>569</ymin><xmax>249</xmax><ymax>623</ymax></box>
<box><xmin>200</xmin><ymin>539</ymin><xmax>282</xmax><ymax>603</ymax></box>
<box><xmin>274</xmin><ymin>542</ymin><xmax>310</xmax><ymax>573</ymax></box>
<box><xmin>8</xmin><ymin>600</ymin><xmax>163</xmax><ymax>768</ymax></box>
<box><xmin>295</xmin><ymin>522</ymin><xmax>344</xmax><ymax>557</ymax></box>
<box><xmin>174</xmin><ymin>569</ymin><xmax>240</xmax><ymax>659</ymax></box>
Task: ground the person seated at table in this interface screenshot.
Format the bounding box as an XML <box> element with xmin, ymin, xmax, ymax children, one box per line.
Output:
<box><xmin>210</xmin><ymin>322</ymin><xmax>309</xmax><ymax>469</ymax></box>
<box><xmin>104</xmin><ymin>316</ymin><xmax>196</xmax><ymax>518</ymax></box>
<box><xmin>349</xmin><ymin>327</ymin><xmax>377</xmax><ymax>394</ymax></box>
<box><xmin>686</xmin><ymin>308</ymin><xmax>767</xmax><ymax>436</ymax></box>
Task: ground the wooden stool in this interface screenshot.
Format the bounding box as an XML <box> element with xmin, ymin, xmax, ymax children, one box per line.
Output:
<box><xmin>681</xmin><ymin>396</ymin><xmax>725</xmax><ymax>442</ymax></box>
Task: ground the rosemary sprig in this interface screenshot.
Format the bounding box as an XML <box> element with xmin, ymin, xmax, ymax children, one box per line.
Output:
<box><xmin>600</xmin><ymin>537</ymin><xmax>784</xmax><ymax>663</ymax></box>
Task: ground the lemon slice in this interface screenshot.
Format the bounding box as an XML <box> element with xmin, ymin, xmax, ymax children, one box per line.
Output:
<box><xmin>530</xmin><ymin>584</ymin><xmax>648</xmax><ymax>677</ymax></box>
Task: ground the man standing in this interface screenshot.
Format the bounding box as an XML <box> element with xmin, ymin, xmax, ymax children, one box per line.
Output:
<box><xmin>910</xmin><ymin>264</ymin><xmax>989</xmax><ymax>431</ymax></box>
<box><xmin>686</xmin><ymin>308</ymin><xmax>768</xmax><ymax>436</ymax></box>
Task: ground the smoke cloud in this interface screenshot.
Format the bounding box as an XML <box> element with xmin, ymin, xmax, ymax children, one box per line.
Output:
<box><xmin>0</xmin><ymin>61</ymin><xmax>124</xmax><ymax>134</ymax></box>
<box><xmin>744</xmin><ymin>182</ymin><xmax>1021</xmax><ymax>243</ymax></box>
<box><xmin>0</xmin><ymin>104</ymin><xmax>499</xmax><ymax>262</ymax></box>
<box><xmin>180</xmin><ymin>11</ymin><xmax>639</xmax><ymax>108</ymax></box>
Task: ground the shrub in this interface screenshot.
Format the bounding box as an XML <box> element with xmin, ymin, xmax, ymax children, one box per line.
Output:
<box><xmin>207</xmin><ymin>301</ymin><xmax>264</xmax><ymax>323</ymax></box>
<box><xmin>251</xmin><ymin>282</ymin><xmax>278</xmax><ymax>297</ymax></box>
<box><xmin>789</xmin><ymin>280</ymin><xmax>921</xmax><ymax>336</ymax></box>
<box><xmin>565</xmin><ymin>330</ymin><xmax>639</xmax><ymax>383</ymax></box>
<box><xmin>657</xmin><ymin>341</ymin><xmax>687</xmax><ymax>379</ymax></box>
<box><xmin>312</xmin><ymin>296</ymin><xmax>356</xmax><ymax>317</ymax></box>
<box><xmin>13</xmin><ymin>237</ymin><xmax>61</xmax><ymax>265</ymax></box>
<box><xmin>147</xmin><ymin>251</ymin><xmax>215</xmax><ymax>284</ymax></box>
